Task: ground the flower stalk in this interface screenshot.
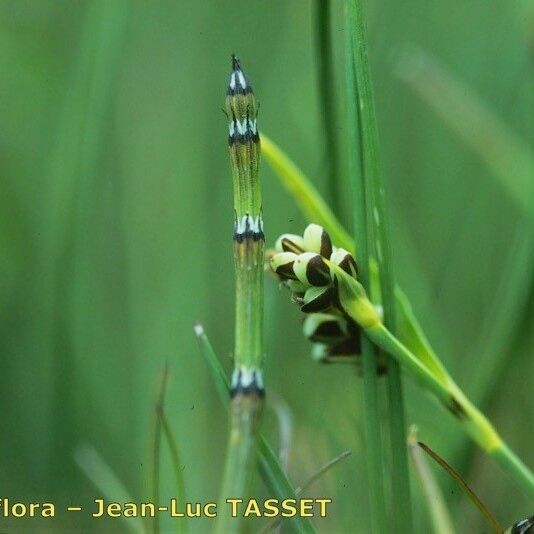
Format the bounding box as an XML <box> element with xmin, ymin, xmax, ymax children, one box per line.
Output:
<box><xmin>216</xmin><ymin>56</ymin><xmax>265</xmax><ymax>534</ymax></box>
<box><xmin>332</xmin><ymin>262</ymin><xmax>534</xmax><ymax>498</ymax></box>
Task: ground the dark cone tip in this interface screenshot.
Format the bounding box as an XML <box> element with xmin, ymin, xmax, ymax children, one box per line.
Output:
<box><xmin>227</xmin><ymin>54</ymin><xmax>251</xmax><ymax>94</ymax></box>
<box><xmin>231</xmin><ymin>54</ymin><xmax>241</xmax><ymax>71</ymax></box>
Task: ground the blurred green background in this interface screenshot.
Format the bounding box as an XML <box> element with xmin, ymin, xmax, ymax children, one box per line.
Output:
<box><xmin>0</xmin><ymin>0</ymin><xmax>532</xmax><ymax>532</ymax></box>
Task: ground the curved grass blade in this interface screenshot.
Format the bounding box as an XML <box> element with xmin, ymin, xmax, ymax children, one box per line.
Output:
<box><xmin>344</xmin><ymin>16</ymin><xmax>388</xmax><ymax>532</ymax></box>
<box><xmin>151</xmin><ymin>365</ymin><xmax>169</xmax><ymax>534</ymax></box>
<box><xmin>296</xmin><ymin>450</ymin><xmax>352</xmax><ymax>494</ymax></box>
<box><xmin>153</xmin><ymin>362</ymin><xmax>187</xmax><ymax>534</ymax></box>
<box><xmin>261</xmin><ymin>133</ymin><xmax>353</xmax><ymax>252</ymax></box>
<box><xmin>394</xmin><ymin>45</ymin><xmax>534</xmax><ymax>405</ymax></box>
<box><xmin>159</xmin><ymin>412</ymin><xmax>187</xmax><ymax>533</ymax></box>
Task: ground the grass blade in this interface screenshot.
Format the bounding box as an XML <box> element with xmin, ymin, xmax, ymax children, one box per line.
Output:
<box><xmin>193</xmin><ymin>322</ymin><xmax>230</xmax><ymax>406</ymax></box>
<box><xmin>393</xmin><ymin>285</ymin><xmax>449</xmax><ymax>385</ymax></box>
<box><xmin>332</xmin><ymin>263</ymin><xmax>534</xmax><ymax>498</ymax></box>
<box><xmin>151</xmin><ymin>366</ymin><xmax>168</xmax><ymax>534</ymax></box>
<box><xmin>296</xmin><ymin>450</ymin><xmax>352</xmax><ymax>494</ymax></box>
<box><xmin>153</xmin><ymin>362</ymin><xmax>187</xmax><ymax>534</ymax></box>
<box><xmin>160</xmin><ymin>412</ymin><xmax>187</xmax><ymax>533</ymax></box>
<box><xmin>345</xmin><ymin>0</ymin><xmax>412</xmax><ymax>529</ymax></box>
<box><xmin>257</xmin><ymin>439</ymin><xmax>316</xmax><ymax>534</ymax></box>
<box><xmin>395</xmin><ymin>46</ymin><xmax>534</xmax><ymax>404</ymax></box>
<box><xmin>344</xmin><ymin>11</ymin><xmax>388</xmax><ymax>532</ymax></box>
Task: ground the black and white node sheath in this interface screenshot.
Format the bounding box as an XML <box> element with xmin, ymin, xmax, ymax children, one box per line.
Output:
<box><xmin>225</xmin><ymin>55</ymin><xmax>265</xmax><ymax>398</ymax></box>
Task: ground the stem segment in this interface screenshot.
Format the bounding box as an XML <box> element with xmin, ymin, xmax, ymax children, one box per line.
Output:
<box><xmin>216</xmin><ymin>56</ymin><xmax>265</xmax><ymax>533</ymax></box>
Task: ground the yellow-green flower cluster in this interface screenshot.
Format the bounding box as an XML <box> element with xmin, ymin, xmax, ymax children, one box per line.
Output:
<box><xmin>270</xmin><ymin>224</ymin><xmax>362</xmax><ymax>363</ymax></box>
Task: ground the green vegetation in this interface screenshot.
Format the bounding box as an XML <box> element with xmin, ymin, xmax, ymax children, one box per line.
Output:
<box><xmin>1</xmin><ymin>1</ymin><xmax>532</xmax><ymax>532</ymax></box>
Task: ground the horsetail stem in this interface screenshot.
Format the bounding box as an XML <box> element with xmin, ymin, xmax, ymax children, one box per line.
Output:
<box><xmin>226</xmin><ymin>54</ymin><xmax>264</xmax><ymax>384</ymax></box>
<box><xmin>216</xmin><ymin>56</ymin><xmax>265</xmax><ymax>534</ymax></box>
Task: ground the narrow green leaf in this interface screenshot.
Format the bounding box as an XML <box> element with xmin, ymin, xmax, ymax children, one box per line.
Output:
<box><xmin>257</xmin><ymin>439</ymin><xmax>316</xmax><ymax>534</ymax></box>
<box><xmin>344</xmin><ymin>14</ymin><xmax>388</xmax><ymax>532</ymax></box>
<box><xmin>332</xmin><ymin>261</ymin><xmax>534</xmax><ymax>497</ymax></box>
<box><xmin>194</xmin><ymin>322</ymin><xmax>230</xmax><ymax>406</ymax></box>
<box><xmin>151</xmin><ymin>365</ymin><xmax>170</xmax><ymax>534</ymax></box>
<box><xmin>395</xmin><ymin>46</ymin><xmax>534</xmax><ymax>404</ymax></box>
<box><xmin>296</xmin><ymin>450</ymin><xmax>352</xmax><ymax>494</ymax></box>
<box><xmin>345</xmin><ymin>0</ymin><xmax>412</xmax><ymax>528</ymax></box>
<box><xmin>313</xmin><ymin>0</ymin><xmax>342</xmax><ymax>212</ymax></box>
<box><xmin>154</xmin><ymin>362</ymin><xmax>187</xmax><ymax>534</ymax></box>
<box><xmin>393</xmin><ymin>285</ymin><xmax>449</xmax><ymax>385</ymax></box>
<box><xmin>261</xmin><ymin>133</ymin><xmax>354</xmax><ymax>252</ymax></box>
<box><xmin>160</xmin><ymin>413</ymin><xmax>188</xmax><ymax>534</ymax></box>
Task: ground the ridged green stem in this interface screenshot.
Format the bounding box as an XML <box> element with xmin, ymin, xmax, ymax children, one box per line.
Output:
<box><xmin>216</xmin><ymin>396</ymin><xmax>263</xmax><ymax>534</ymax></box>
<box><xmin>216</xmin><ymin>57</ymin><xmax>265</xmax><ymax>533</ymax></box>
